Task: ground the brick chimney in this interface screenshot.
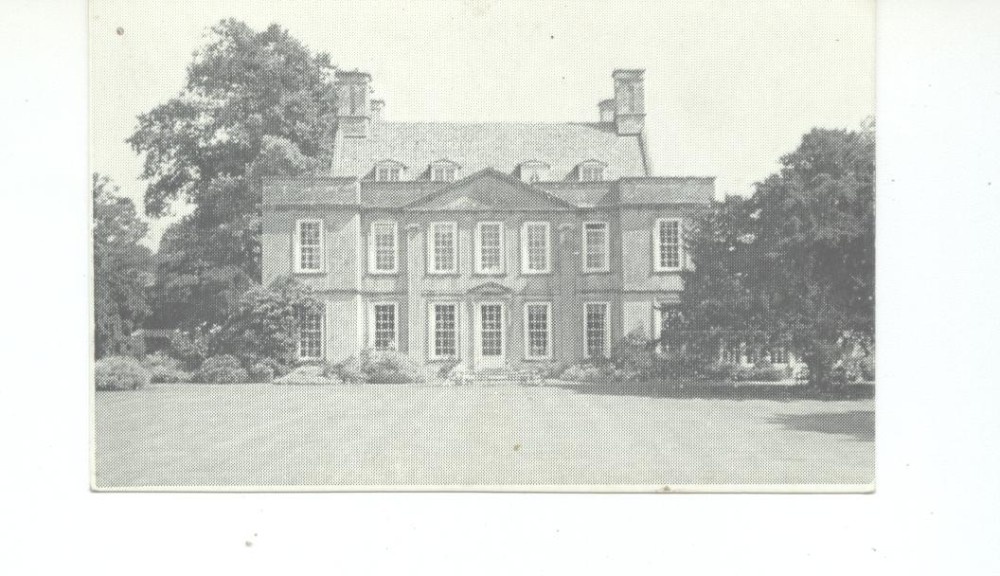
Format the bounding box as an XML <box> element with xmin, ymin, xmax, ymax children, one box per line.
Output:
<box><xmin>612</xmin><ymin>69</ymin><xmax>645</xmax><ymax>135</ymax></box>
<box><xmin>334</xmin><ymin>70</ymin><xmax>371</xmax><ymax>138</ymax></box>
<box><xmin>598</xmin><ymin>99</ymin><xmax>615</xmax><ymax>123</ymax></box>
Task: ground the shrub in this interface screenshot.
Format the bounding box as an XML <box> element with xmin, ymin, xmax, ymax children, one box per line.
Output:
<box><xmin>699</xmin><ymin>362</ymin><xmax>738</xmax><ymax>381</ymax></box>
<box><xmin>326</xmin><ymin>356</ymin><xmax>365</xmax><ymax>384</ymax></box>
<box><xmin>209</xmin><ymin>277</ymin><xmax>323</xmax><ymax>373</ymax></box>
<box><xmin>558</xmin><ymin>362</ymin><xmax>607</xmax><ymax>383</ymax></box>
<box><xmin>732</xmin><ymin>365</ymin><xmax>793</xmax><ymax>382</ymax></box>
<box><xmin>169</xmin><ymin>330</ymin><xmax>210</xmax><ymax>371</ymax></box>
<box><xmin>526</xmin><ymin>361</ymin><xmax>567</xmax><ymax>381</ymax></box>
<box><xmin>194</xmin><ymin>354</ymin><xmax>249</xmax><ymax>384</ymax></box>
<box><xmin>362</xmin><ymin>349</ymin><xmax>424</xmax><ymax>384</ymax></box>
<box><xmin>326</xmin><ymin>349</ymin><xmax>424</xmax><ymax>384</ymax></box>
<box><xmin>608</xmin><ymin>330</ymin><xmax>655</xmax><ymax>381</ymax></box>
<box><xmin>274</xmin><ymin>365</ymin><xmax>341</xmax><ymax>385</ymax></box>
<box><xmin>141</xmin><ymin>352</ymin><xmax>191</xmax><ymax>383</ymax></box>
<box><xmin>95</xmin><ymin>356</ymin><xmax>151</xmax><ymax>391</ymax></box>
<box><xmin>248</xmin><ymin>362</ymin><xmax>275</xmax><ymax>383</ymax></box>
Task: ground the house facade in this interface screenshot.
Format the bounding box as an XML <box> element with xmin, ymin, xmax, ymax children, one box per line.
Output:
<box><xmin>262</xmin><ymin>69</ymin><xmax>714</xmax><ymax>370</ymax></box>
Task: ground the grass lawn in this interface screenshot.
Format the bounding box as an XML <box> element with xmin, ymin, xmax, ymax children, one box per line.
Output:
<box><xmin>94</xmin><ymin>384</ymin><xmax>874</xmax><ymax>490</ymax></box>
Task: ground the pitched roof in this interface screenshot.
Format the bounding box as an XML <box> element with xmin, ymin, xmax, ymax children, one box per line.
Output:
<box><xmin>332</xmin><ymin>121</ymin><xmax>649</xmax><ymax>181</ymax></box>
<box><xmin>406</xmin><ymin>168</ymin><xmax>578</xmax><ymax>211</ymax></box>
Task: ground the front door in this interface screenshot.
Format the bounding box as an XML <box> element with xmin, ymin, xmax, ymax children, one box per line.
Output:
<box><xmin>476</xmin><ymin>302</ymin><xmax>505</xmax><ymax>369</ymax></box>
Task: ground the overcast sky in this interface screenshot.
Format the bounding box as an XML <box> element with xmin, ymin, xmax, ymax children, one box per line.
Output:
<box><xmin>90</xmin><ymin>0</ymin><xmax>874</xmax><ymax>248</ymax></box>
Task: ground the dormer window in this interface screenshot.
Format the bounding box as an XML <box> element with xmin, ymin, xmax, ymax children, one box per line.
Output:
<box><xmin>373</xmin><ymin>160</ymin><xmax>406</xmax><ymax>182</ymax></box>
<box><xmin>518</xmin><ymin>160</ymin><xmax>550</xmax><ymax>183</ymax></box>
<box><xmin>429</xmin><ymin>159</ymin><xmax>460</xmax><ymax>182</ymax></box>
<box><xmin>577</xmin><ymin>160</ymin><xmax>607</xmax><ymax>182</ymax></box>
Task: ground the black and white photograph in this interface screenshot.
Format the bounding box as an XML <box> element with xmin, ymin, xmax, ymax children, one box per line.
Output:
<box><xmin>89</xmin><ymin>0</ymin><xmax>876</xmax><ymax>491</ymax></box>
<box><xmin>5</xmin><ymin>0</ymin><xmax>1000</xmax><ymax>572</ymax></box>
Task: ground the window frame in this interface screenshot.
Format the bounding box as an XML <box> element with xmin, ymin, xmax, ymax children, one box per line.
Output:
<box><xmin>523</xmin><ymin>302</ymin><xmax>554</xmax><ymax>360</ymax></box>
<box><xmin>293</xmin><ymin>218</ymin><xmax>324</xmax><ymax>274</ymax></box>
<box><xmin>520</xmin><ymin>221</ymin><xmax>552</xmax><ymax>275</ymax></box>
<box><xmin>368</xmin><ymin>220</ymin><xmax>399</xmax><ymax>275</ymax></box>
<box><xmin>653</xmin><ymin>217</ymin><xmax>683</xmax><ymax>272</ymax></box>
<box><xmin>581</xmin><ymin>221</ymin><xmax>610</xmax><ymax>273</ymax></box>
<box><xmin>297</xmin><ymin>308</ymin><xmax>325</xmax><ymax>361</ymax></box>
<box><xmin>578</xmin><ymin>163</ymin><xmax>605</xmax><ymax>182</ymax></box>
<box><xmin>375</xmin><ymin>166</ymin><xmax>402</xmax><ymax>182</ymax></box>
<box><xmin>583</xmin><ymin>302</ymin><xmax>611</xmax><ymax>359</ymax></box>
<box><xmin>474</xmin><ymin>221</ymin><xmax>505</xmax><ymax>275</ymax></box>
<box><xmin>427</xmin><ymin>221</ymin><xmax>459</xmax><ymax>274</ymax></box>
<box><xmin>431</xmin><ymin>166</ymin><xmax>457</xmax><ymax>182</ymax></box>
<box><xmin>369</xmin><ymin>302</ymin><xmax>399</xmax><ymax>352</ymax></box>
<box><xmin>428</xmin><ymin>302</ymin><xmax>460</xmax><ymax>360</ymax></box>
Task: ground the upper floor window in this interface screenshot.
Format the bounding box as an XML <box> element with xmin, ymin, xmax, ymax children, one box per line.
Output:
<box><xmin>294</xmin><ymin>219</ymin><xmax>323</xmax><ymax>273</ymax></box>
<box><xmin>582</xmin><ymin>222</ymin><xmax>610</xmax><ymax>272</ymax></box>
<box><xmin>654</xmin><ymin>218</ymin><xmax>682</xmax><ymax>271</ymax></box>
<box><xmin>578</xmin><ymin>161</ymin><xmax>606</xmax><ymax>182</ymax></box>
<box><xmin>369</xmin><ymin>221</ymin><xmax>398</xmax><ymax>274</ymax></box>
<box><xmin>429</xmin><ymin>222</ymin><xmax>458</xmax><ymax>274</ymax></box>
<box><xmin>518</xmin><ymin>161</ymin><xmax>550</xmax><ymax>183</ymax></box>
<box><xmin>475</xmin><ymin>221</ymin><xmax>504</xmax><ymax>274</ymax></box>
<box><xmin>374</xmin><ymin>160</ymin><xmax>406</xmax><ymax>182</ymax></box>
<box><xmin>429</xmin><ymin>160</ymin><xmax>460</xmax><ymax>182</ymax></box>
<box><xmin>521</xmin><ymin>221</ymin><xmax>551</xmax><ymax>274</ymax></box>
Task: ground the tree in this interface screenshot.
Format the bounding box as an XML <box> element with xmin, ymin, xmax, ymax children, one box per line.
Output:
<box><xmin>93</xmin><ymin>173</ymin><xmax>152</xmax><ymax>357</ymax></box>
<box><xmin>679</xmin><ymin>121</ymin><xmax>875</xmax><ymax>386</ymax></box>
<box><xmin>209</xmin><ymin>276</ymin><xmax>323</xmax><ymax>371</ymax></box>
<box><xmin>129</xmin><ymin>19</ymin><xmax>337</xmax><ymax>329</ymax></box>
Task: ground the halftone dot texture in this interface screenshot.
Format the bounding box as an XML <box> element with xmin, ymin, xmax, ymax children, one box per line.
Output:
<box><xmin>95</xmin><ymin>384</ymin><xmax>873</xmax><ymax>489</ymax></box>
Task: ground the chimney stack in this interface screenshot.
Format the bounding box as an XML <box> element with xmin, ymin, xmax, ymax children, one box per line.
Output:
<box><xmin>598</xmin><ymin>99</ymin><xmax>615</xmax><ymax>123</ymax></box>
<box><xmin>612</xmin><ymin>69</ymin><xmax>645</xmax><ymax>135</ymax></box>
<box><xmin>370</xmin><ymin>99</ymin><xmax>385</xmax><ymax>135</ymax></box>
<box><xmin>334</xmin><ymin>69</ymin><xmax>371</xmax><ymax>138</ymax></box>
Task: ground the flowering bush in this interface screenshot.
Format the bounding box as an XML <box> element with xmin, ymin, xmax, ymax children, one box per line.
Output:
<box><xmin>327</xmin><ymin>349</ymin><xmax>424</xmax><ymax>384</ymax></box>
<box><xmin>142</xmin><ymin>352</ymin><xmax>191</xmax><ymax>383</ymax></box>
<box><xmin>95</xmin><ymin>356</ymin><xmax>151</xmax><ymax>391</ymax></box>
<box><xmin>194</xmin><ymin>354</ymin><xmax>249</xmax><ymax>384</ymax></box>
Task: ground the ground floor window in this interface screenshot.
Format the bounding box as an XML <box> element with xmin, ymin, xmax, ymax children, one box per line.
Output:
<box><xmin>298</xmin><ymin>310</ymin><xmax>323</xmax><ymax>360</ymax></box>
<box><xmin>432</xmin><ymin>303</ymin><xmax>458</xmax><ymax>359</ymax></box>
<box><xmin>372</xmin><ymin>303</ymin><xmax>398</xmax><ymax>351</ymax></box>
<box><xmin>524</xmin><ymin>303</ymin><xmax>552</xmax><ymax>359</ymax></box>
<box><xmin>584</xmin><ymin>302</ymin><xmax>609</xmax><ymax>358</ymax></box>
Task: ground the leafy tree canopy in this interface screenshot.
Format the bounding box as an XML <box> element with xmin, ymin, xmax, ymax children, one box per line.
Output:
<box><xmin>93</xmin><ymin>173</ymin><xmax>152</xmax><ymax>357</ymax></box>
<box><xmin>680</xmin><ymin>121</ymin><xmax>875</xmax><ymax>385</ymax></box>
<box><xmin>129</xmin><ymin>20</ymin><xmax>338</xmax><ymax>329</ymax></box>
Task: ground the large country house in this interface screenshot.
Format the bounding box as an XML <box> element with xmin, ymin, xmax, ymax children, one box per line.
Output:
<box><xmin>262</xmin><ymin>69</ymin><xmax>714</xmax><ymax>371</ymax></box>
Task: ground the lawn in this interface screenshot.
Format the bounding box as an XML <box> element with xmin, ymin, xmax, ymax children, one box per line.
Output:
<box><xmin>93</xmin><ymin>384</ymin><xmax>874</xmax><ymax>490</ymax></box>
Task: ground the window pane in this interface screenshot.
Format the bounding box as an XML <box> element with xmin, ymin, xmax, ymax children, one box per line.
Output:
<box><xmin>373</xmin><ymin>222</ymin><xmax>396</xmax><ymax>271</ymax></box>
<box><xmin>525</xmin><ymin>223</ymin><xmax>548</xmax><ymax>271</ymax></box>
<box><xmin>299</xmin><ymin>311</ymin><xmax>323</xmax><ymax>359</ymax></box>
<box><xmin>585</xmin><ymin>303</ymin><xmax>608</xmax><ymax>358</ymax></box>
<box><xmin>526</xmin><ymin>304</ymin><xmax>549</xmax><ymax>358</ymax></box>
<box><xmin>658</xmin><ymin>220</ymin><xmax>680</xmax><ymax>269</ymax></box>
<box><xmin>479</xmin><ymin>223</ymin><xmax>502</xmax><ymax>272</ymax></box>
<box><xmin>434</xmin><ymin>304</ymin><xmax>457</xmax><ymax>357</ymax></box>
<box><xmin>433</xmin><ymin>224</ymin><xmax>456</xmax><ymax>271</ymax></box>
<box><xmin>584</xmin><ymin>223</ymin><xmax>608</xmax><ymax>270</ymax></box>
<box><xmin>299</xmin><ymin>221</ymin><xmax>321</xmax><ymax>271</ymax></box>
<box><xmin>373</xmin><ymin>304</ymin><xmax>396</xmax><ymax>351</ymax></box>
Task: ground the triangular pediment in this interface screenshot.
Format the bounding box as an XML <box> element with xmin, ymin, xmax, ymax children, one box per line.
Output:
<box><xmin>406</xmin><ymin>168</ymin><xmax>576</xmax><ymax>211</ymax></box>
<box><xmin>467</xmin><ymin>281</ymin><xmax>514</xmax><ymax>296</ymax></box>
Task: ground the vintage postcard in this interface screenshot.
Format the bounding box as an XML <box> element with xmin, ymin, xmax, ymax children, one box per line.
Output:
<box><xmin>90</xmin><ymin>0</ymin><xmax>875</xmax><ymax>491</ymax></box>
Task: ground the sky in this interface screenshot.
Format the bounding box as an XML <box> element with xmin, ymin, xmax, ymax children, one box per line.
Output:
<box><xmin>89</xmin><ymin>0</ymin><xmax>874</xmax><ymax>248</ymax></box>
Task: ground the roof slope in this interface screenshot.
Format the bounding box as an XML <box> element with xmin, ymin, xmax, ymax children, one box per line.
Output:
<box><xmin>332</xmin><ymin>122</ymin><xmax>648</xmax><ymax>180</ymax></box>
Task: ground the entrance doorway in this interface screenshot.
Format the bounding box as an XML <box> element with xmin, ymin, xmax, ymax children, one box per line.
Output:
<box><xmin>475</xmin><ymin>302</ymin><xmax>505</xmax><ymax>369</ymax></box>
